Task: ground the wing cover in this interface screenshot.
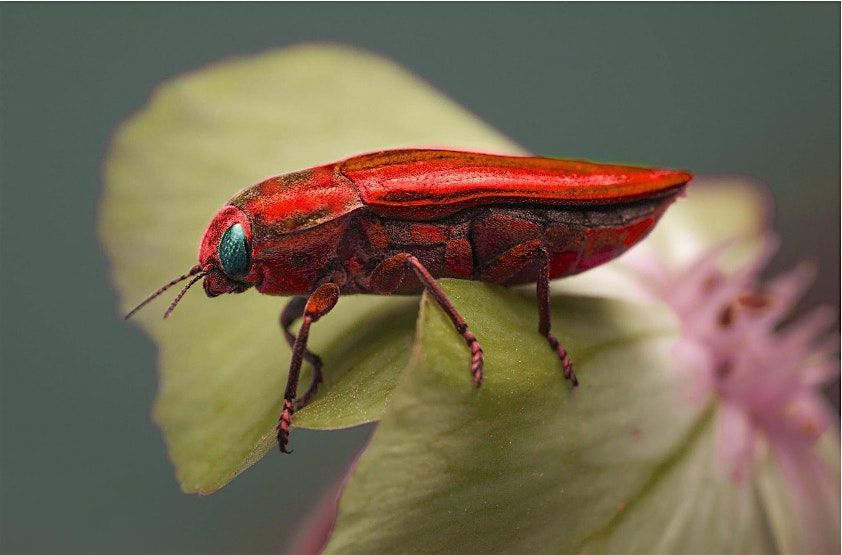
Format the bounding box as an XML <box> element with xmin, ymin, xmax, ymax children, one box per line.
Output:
<box><xmin>341</xmin><ymin>149</ymin><xmax>692</xmax><ymax>220</ymax></box>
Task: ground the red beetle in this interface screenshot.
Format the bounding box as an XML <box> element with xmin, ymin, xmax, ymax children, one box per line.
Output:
<box><xmin>127</xmin><ymin>149</ymin><xmax>692</xmax><ymax>453</ymax></box>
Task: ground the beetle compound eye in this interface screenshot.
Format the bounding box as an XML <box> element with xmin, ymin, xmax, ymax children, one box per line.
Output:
<box><xmin>219</xmin><ymin>223</ymin><xmax>250</xmax><ymax>278</ymax></box>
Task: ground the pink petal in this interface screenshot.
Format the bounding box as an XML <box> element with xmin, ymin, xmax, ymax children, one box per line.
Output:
<box><xmin>753</xmin><ymin>262</ymin><xmax>818</xmax><ymax>331</ymax></box>
<box><xmin>716</xmin><ymin>403</ymin><xmax>755</xmax><ymax>485</ymax></box>
<box><xmin>801</xmin><ymin>358</ymin><xmax>840</xmax><ymax>388</ymax></box>
<box><xmin>777</xmin><ymin>305</ymin><xmax>836</xmax><ymax>355</ymax></box>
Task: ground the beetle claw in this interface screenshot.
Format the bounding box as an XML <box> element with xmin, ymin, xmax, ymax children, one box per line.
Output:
<box><xmin>565</xmin><ymin>366</ymin><xmax>579</xmax><ymax>388</ymax></box>
<box><xmin>276</xmin><ymin>428</ymin><xmax>294</xmax><ymax>454</ymax></box>
<box><xmin>468</xmin><ymin>336</ymin><xmax>484</xmax><ymax>387</ymax></box>
<box><xmin>471</xmin><ymin>354</ymin><xmax>484</xmax><ymax>387</ymax></box>
<box><xmin>276</xmin><ymin>402</ymin><xmax>294</xmax><ymax>455</ymax></box>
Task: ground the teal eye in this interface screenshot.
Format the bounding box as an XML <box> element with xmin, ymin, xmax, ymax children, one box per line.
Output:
<box><xmin>219</xmin><ymin>223</ymin><xmax>250</xmax><ymax>278</ymax></box>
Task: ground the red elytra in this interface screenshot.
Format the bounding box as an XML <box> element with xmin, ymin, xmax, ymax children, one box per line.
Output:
<box><xmin>127</xmin><ymin>149</ymin><xmax>692</xmax><ymax>453</ymax></box>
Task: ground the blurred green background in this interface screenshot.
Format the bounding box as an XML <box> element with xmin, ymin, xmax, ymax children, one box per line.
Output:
<box><xmin>1</xmin><ymin>3</ymin><xmax>838</xmax><ymax>554</ymax></box>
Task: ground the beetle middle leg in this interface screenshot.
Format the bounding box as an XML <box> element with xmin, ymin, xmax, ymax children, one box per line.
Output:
<box><xmin>280</xmin><ymin>296</ymin><xmax>324</xmax><ymax>410</ymax></box>
<box><xmin>276</xmin><ymin>283</ymin><xmax>340</xmax><ymax>454</ymax></box>
<box><xmin>370</xmin><ymin>253</ymin><xmax>484</xmax><ymax>386</ymax></box>
<box><xmin>479</xmin><ymin>240</ymin><xmax>578</xmax><ymax>386</ymax></box>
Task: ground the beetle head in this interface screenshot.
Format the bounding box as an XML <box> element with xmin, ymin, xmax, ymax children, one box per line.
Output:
<box><xmin>197</xmin><ymin>205</ymin><xmax>258</xmax><ymax>298</ymax></box>
<box><xmin>125</xmin><ymin>205</ymin><xmax>258</xmax><ymax>320</ymax></box>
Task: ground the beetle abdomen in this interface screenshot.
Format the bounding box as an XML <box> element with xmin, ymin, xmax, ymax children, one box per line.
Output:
<box><xmin>343</xmin><ymin>191</ymin><xmax>679</xmax><ymax>294</ymax></box>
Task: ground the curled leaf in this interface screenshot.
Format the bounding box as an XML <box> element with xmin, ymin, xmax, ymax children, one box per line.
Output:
<box><xmin>325</xmin><ymin>281</ymin><xmax>782</xmax><ymax>553</ymax></box>
<box><xmin>100</xmin><ymin>44</ymin><xmax>519</xmax><ymax>494</ymax></box>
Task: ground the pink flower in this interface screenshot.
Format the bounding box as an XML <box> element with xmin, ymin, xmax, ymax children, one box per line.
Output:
<box><xmin>632</xmin><ymin>237</ymin><xmax>837</xmax><ymax>482</ymax></box>
<box><xmin>627</xmin><ymin>233</ymin><xmax>839</xmax><ymax>552</ymax></box>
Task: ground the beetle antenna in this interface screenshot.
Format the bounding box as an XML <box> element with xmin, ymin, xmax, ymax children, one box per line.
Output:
<box><xmin>162</xmin><ymin>269</ymin><xmax>208</xmax><ymax>319</ymax></box>
<box><xmin>125</xmin><ymin>264</ymin><xmax>203</xmax><ymax>320</ymax></box>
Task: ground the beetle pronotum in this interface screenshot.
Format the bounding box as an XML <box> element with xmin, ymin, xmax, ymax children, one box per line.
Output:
<box><xmin>127</xmin><ymin>149</ymin><xmax>692</xmax><ymax>453</ymax></box>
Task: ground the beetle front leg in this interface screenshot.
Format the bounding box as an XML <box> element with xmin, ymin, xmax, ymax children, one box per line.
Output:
<box><xmin>280</xmin><ymin>297</ymin><xmax>324</xmax><ymax>410</ymax></box>
<box><xmin>479</xmin><ymin>241</ymin><xmax>578</xmax><ymax>386</ymax></box>
<box><xmin>370</xmin><ymin>254</ymin><xmax>484</xmax><ymax>386</ymax></box>
<box><xmin>277</xmin><ymin>283</ymin><xmax>340</xmax><ymax>454</ymax></box>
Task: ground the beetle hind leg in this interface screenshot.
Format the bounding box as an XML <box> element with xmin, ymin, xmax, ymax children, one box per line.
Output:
<box><xmin>479</xmin><ymin>241</ymin><xmax>578</xmax><ymax>387</ymax></box>
<box><xmin>535</xmin><ymin>247</ymin><xmax>578</xmax><ymax>386</ymax></box>
<box><xmin>370</xmin><ymin>253</ymin><xmax>484</xmax><ymax>386</ymax></box>
<box><xmin>280</xmin><ymin>296</ymin><xmax>325</xmax><ymax>410</ymax></box>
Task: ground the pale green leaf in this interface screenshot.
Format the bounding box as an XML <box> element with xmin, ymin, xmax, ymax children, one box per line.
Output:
<box><xmin>99</xmin><ymin>43</ymin><xmax>520</xmax><ymax>494</ymax></box>
<box><xmin>326</xmin><ymin>281</ymin><xmax>779</xmax><ymax>554</ymax></box>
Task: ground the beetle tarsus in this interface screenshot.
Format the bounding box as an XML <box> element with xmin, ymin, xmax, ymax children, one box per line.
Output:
<box><xmin>545</xmin><ymin>331</ymin><xmax>578</xmax><ymax>387</ymax></box>
<box><xmin>472</xmin><ymin>363</ymin><xmax>484</xmax><ymax>387</ymax></box>
<box><xmin>276</xmin><ymin>399</ymin><xmax>294</xmax><ymax>454</ymax></box>
<box><xmin>464</xmin><ymin>330</ymin><xmax>484</xmax><ymax>386</ymax></box>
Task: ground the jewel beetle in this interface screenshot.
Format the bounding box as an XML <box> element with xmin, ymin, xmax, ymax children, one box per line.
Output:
<box><xmin>126</xmin><ymin>149</ymin><xmax>692</xmax><ymax>453</ymax></box>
